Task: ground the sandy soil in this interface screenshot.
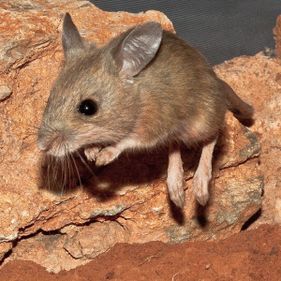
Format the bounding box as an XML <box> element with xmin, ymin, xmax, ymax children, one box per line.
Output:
<box><xmin>1</xmin><ymin>224</ymin><xmax>280</xmax><ymax>281</ymax></box>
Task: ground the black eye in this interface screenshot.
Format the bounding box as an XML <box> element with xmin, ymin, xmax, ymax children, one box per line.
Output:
<box><xmin>78</xmin><ymin>99</ymin><xmax>98</xmax><ymax>116</ymax></box>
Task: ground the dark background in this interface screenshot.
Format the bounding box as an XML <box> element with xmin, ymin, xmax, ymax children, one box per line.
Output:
<box><xmin>91</xmin><ymin>0</ymin><xmax>281</xmax><ymax>65</ymax></box>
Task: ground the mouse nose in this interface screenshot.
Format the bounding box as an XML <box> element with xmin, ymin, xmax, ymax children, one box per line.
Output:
<box><xmin>37</xmin><ymin>120</ymin><xmax>64</xmax><ymax>150</ymax></box>
<box><xmin>38</xmin><ymin>132</ymin><xmax>70</xmax><ymax>157</ymax></box>
<box><xmin>37</xmin><ymin>139</ymin><xmax>47</xmax><ymax>151</ymax></box>
<box><xmin>37</xmin><ymin>129</ymin><xmax>49</xmax><ymax>151</ymax></box>
<box><xmin>37</xmin><ymin>126</ymin><xmax>65</xmax><ymax>151</ymax></box>
<box><xmin>37</xmin><ymin>133</ymin><xmax>55</xmax><ymax>152</ymax></box>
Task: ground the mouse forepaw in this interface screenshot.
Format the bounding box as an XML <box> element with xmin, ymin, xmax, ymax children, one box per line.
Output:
<box><xmin>95</xmin><ymin>146</ymin><xmax>121</xmax><ymax>166</ymax></box>
<box><xmin>84</xmin><ymin>147</ymin><xmax>101</xmax><ymax>162</ymax></box>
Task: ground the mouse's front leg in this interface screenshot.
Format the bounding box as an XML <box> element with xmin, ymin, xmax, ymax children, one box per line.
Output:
<box><xmin>87</xmin><ymin>138</ymin><xmax>138</xmax><ymax>166</ymax></box>
<box><xmin>94</xmin><ymin>146</ymin><xmax>122</xmax><ymax>166</ymax></box>
<box><xmin>167</xmin><ymin>143</ymin><xmax>185</xmax><ymax>208</ymax></box>
<box><xmin>84</xmin><ymin>145</ymin><xmax>121</xmax><ymax>166</ymax></box>
<box><xmin>84</xmin><ymin>146</ymin><xmax>101</xmax><ymax>162</ymax></box>
<box><xmin>192</xmin><ymin>137</ymin><xmax>217</xmax><ymax>206</ymax></box>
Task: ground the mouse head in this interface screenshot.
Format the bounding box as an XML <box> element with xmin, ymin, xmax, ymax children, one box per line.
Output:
<box><xmin>37</xmin><ymin>13</ymin><xmax>163</xmax><ymax>157</ymax></box>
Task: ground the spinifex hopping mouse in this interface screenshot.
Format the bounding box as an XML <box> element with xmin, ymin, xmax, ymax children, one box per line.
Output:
<box><xmin>38</xmin><ymin>13</ymin><xmax>253</xmax><ymax>208</ymax></box>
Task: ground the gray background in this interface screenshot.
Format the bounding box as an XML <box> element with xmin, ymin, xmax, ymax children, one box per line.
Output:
<box><xmin>91</xmin><ymin>0</ymin><xmax>281</xmax><ymax>65</ymax></box>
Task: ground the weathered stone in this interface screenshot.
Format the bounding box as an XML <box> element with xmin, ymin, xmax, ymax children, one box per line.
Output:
<box><xmin>0</xmin><ymin>85</ymin><xmax>12</xmax><ymax>101</ymax></box>
<box><xmin>0</xmin><ymin>242</ymin><xmax>12</xmax><ymax>261</ymax></box>
<box><xmin>215</xmin><ymin>53</ymin><xmax>281</xmax><ymax>226</ymax></box>
<box><xmin>0</xmin><ymin>0</ymin><xmax>264</xmax><ymax>273</ymax></box>
<box><xmin>274</xmin><ymin>15</ymin><xmax>281</xmax><ymax>58</ymax></box>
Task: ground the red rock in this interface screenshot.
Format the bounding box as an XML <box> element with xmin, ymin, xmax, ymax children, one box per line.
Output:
<box><xmin>0</xmin><ymin>0</ymin><xmax>264</xmax><ymax>273</ymax></box>
<box><xmin>274</xmin><ymin>15</ymin><xmax>281</xmax><ymax>58</ymax></box>
<box><xmin>215</xmin><ymin>53</ymin><xmax>281</xmax><ymax>226</ymax></box>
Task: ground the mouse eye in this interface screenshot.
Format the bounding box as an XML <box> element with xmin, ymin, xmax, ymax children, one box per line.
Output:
<box><xmin>78</xmin><ymin>99</ymin><xmax>98</xmax><ymax>116</ymax></box>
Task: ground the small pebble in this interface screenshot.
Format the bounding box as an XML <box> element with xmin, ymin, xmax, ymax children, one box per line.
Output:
<box><xmin>205</xmin><ymin>263</ymin><xmax>211</xmax><ymax>270</ymax></box>
<box><xmin>0</xmin><ymin>85</ymin><xmax>12</xmax><ymax>101</ymax></box>
<box><xmin>263</xmin><ymin>47</ymin><xmax>275</xmax><ymax>58</ymax></box>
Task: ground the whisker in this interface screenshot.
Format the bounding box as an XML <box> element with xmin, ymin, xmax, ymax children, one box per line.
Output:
<box><xmin>53</xmin><ymin>157</ymin><xmax>58</xmax><ymax>190</ymax></box>
<box><xmin>42</xmin><ymin>120</ymin><xmax>57</xmax><ymax>134</ymax></box>
<box><xmin>46</xmin><ymin>155</ymin><xmax>51</xmax><ymax>191</ymax></box>
<box><xmin>68</xmin><ymin>152</ymin><xmax>75</xmax><ymax>189</ymax></box>
<box><xmin>54</xmin><ymin>156</ymin><xmax>62</xmax><ymax>193</ymax></box>
<box><xmin>70</xmin><ymin>152</ymin><xmax>82</xmax><ymax>188</ymax></box>
<box><xmin>65</xmin><ymin>153</ymin><xmax>70</xmax><ymax>190</ymax></box>
<box><xmin>25</xmin><ymin>124</ymin><xmax>41</xmax><ymax>130</ymax></box>
<box><xmin>60</xmin><ymin>151</ymin><xmax>67</xmax><ymax>195</ymax></box>
<box><xmin>2</xmin><ymin>117</ymin><xmax>41</xmax><ymax>132</ymax></box>
<box><xmin>66</xmin><ymin>151</ymin><xmax>74</xmax><ymax>190</ymax></box>
<box><xmin>76</xmin><ymin>150</ymin><xmax>98</xmax><ymax>180</ymax></box>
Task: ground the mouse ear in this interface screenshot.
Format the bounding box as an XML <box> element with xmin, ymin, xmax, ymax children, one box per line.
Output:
<box><xmin>62</xmin><ymin>13</ymin><xmax>85</xmax><ymax>60</ymax></box>
<box><xmin>113</xmin><ymin>22</ymin><xmax>163</xmax><ymax>77</ymax></box>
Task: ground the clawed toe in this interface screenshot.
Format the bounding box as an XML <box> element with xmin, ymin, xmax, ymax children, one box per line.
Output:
<box><xmin>84</xmin><ymin>147</ymin><xmax>101</xmax><ymax>162</ymax></box>
<box><xmin>192</xmin><ymin>173</ymin><xmax>210</xmax><ymax>206</ymax></box>
<box><xmin>170</xmin><ymin>189</ymin><xmax>185</xmax><ymax>208</ymax></box>
<box><xmin>95</xmin><ymin>147</ymin><xmax>120</xmax><ymax>166</ymax></box>
<box><xmin>167</xmin><ymin>178</ymin><xmax>185</xmax><ymax>208</ymax></box>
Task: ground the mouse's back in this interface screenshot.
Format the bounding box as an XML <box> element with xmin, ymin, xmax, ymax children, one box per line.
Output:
<box><xmin>130</xmin><ymin>30</ymin><xmax>228</xmax><ymax>145</ymax></box>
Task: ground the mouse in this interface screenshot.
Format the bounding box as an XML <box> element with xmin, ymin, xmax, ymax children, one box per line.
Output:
<box><xmin>37</xmin><ymin>13</ymin><xmax>253</xmax><ymax>208</ymax></box>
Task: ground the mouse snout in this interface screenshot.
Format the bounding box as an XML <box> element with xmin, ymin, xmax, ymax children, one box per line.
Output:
<box><xmin>37</xmin><ymin>127</ymin><xmax>50</xmax><ymax>151</ymax></box>
<box><xmin>37</xmin><ymin>136</ymin><xmax>48</xmax><ymax>151</ymax></box>
<box><xmin>37</xmin><ymin>132</ymin><xmax>63</xmax><ymax>152</ymax></box>
<box><xmin>37</xmin><ymin>125</ymin><xmax>72</xmax><ymax>157</ymax></box>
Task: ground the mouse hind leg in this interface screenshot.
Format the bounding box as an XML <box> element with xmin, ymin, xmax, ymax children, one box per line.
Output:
<box><xmin>167</xmin><ymin>143</ymin><xmax>185</xmax><ymax>208</ymax></box>
<box><xmin>192</xmin><ymin>137</ymin><xmax>217</xmax><ymax>206</ymax></box>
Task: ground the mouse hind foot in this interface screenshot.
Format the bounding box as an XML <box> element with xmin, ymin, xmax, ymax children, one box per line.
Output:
<box><xmin>167</xmin><ymin>143</ymin><xmax>185</xmax><ymax>208</ymax></box>
<box><xmin>192</xmin><ymin>137</ymin><xmax>217</xmax><ymax>206</ymax></box>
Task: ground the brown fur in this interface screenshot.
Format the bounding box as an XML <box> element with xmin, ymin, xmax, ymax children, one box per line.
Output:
<box><xmin>38</xmin><ymin>14</ymin><xmax>253</xmax><ymax>207</ymax></box>
<box><xmin>39</xmin><ymin>30</ymin><xmax>233</xmax><ymax>152</ymax></box>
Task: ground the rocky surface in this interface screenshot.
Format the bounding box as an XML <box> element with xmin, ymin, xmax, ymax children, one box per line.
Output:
<box><xmin>0</xmin><ymin>0</ymin><xmax>272</xmax><ymax>273</ymax></box>
<box><xmin>215</xmin><ymin>53</ymin><xmax>281</xmax><ymax>226</ymax></box>
<box><xmin>2</xmin><ymin>224</ymin><xmax>281</xmax><ymax>281</ymax></box>
<box><xmin>0</xmin><ymin>85</ymin><xmax>12</xmax><ymax>101</ymax></box>
<box><xmin>274</xmin><ymin>15</ymin><xmax>281</xmax><ymax>57</ymax></box>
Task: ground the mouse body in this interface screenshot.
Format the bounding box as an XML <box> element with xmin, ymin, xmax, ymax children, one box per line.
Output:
<box><xmin>38</xmin><ymin>13</ymin><xmax>253</xmax><ymax>208</ymax></box>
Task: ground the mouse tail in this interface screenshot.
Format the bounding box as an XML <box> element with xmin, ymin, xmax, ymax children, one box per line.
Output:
<box><xmin>219</xmin><ymin>78</ymin><xmax>254</xmax><ymax>124</ymax></box>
